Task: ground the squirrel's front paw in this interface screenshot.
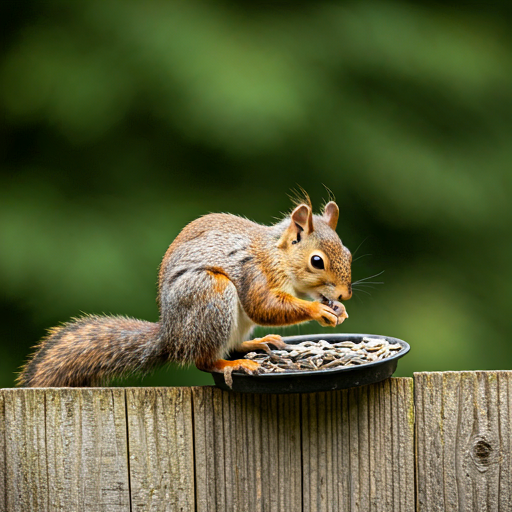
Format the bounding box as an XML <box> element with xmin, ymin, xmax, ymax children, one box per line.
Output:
<box><xmin>310</xmin><ymin>302</ymin><xmax>339</xmax><ymax>327</ymax></box>
<box><xmin>328</xmin><ymin>300</ymin><xmax>348</xmax><ymax>326</ymax></box>
<box><xmin>310</xmin><ymin>301</ymin><xmax>348</xmax><ymax>327</ymax></box>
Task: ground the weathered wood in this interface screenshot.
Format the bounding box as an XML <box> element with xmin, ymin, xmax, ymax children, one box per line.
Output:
<box><xmin>45</xmin><ymin>388</ymin><xmax>131</xmax><ymax>511</ymax></box>
<box><xmin>415</xmin><ymin>371</ymin><xmax>512</xmax><ymax>512</ymax></box>
<box><xmin>125</xmin><ymin>387</ymin><xmax>195</xmax><ymax>512</ymax></box>
<box><xmin>192</xmin><ymin>387</ymin><xmax>302</xmax><ymax>512</ymax></box>
<box><xmin>2</xmin><ymin>388</ymin><xmax>131</xmax><ymax>512</ymax></box>
<box><xmin>0</xmin><ymin>391</ymin><xmax>5</xmax><ymax>512</ymax></box>
<box><xmin>301</xmin><ymin>378</ymin><xmax>415</xmax><ymax>512</ymax></box>
<box><xmin>394</xmin><ymin>376</ymin><xmax>416</xmax><ymax>509</ymax></box>
<box><xmin>3</xmin><ymin>372</ymin><xmax>512</xmax><ymax>511</ymax></box>
<box><xmin>3</xmin><ymin>389</ymin><xmax>49</xmax><ymax>512</ymax></box>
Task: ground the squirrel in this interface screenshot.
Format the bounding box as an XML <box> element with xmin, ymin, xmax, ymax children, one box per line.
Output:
<box><xmin>18</xmin><ymin>194</ymin><xmax>352</xmax><ymax>387</ymax></box>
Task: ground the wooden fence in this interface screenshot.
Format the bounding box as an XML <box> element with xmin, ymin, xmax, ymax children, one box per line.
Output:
<box><xmin>1</xmin><ymin>371</ymin><xmax>511</xmax><ymax>511</ymax></box>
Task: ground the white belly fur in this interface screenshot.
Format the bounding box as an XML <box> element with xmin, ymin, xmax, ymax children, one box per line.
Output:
<box><xmin>223</xmin><ymin>299</ymin><xmax>255</xmax><ymax>357</ymax></box>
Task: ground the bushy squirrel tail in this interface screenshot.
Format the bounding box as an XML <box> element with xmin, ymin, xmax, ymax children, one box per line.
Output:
<box><xmin>18</xmin><ymin>315</ymin><xmax>165</xmax><ymax>387</ymax></box>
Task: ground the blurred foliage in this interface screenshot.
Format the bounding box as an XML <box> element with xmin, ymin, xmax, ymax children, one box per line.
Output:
<box><xmin>1</xmin><ymin>0</ymin><xmax>511</xmax><ymax>388</ymax></box>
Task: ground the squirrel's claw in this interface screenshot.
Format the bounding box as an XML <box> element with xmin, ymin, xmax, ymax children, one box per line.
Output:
<box><xmin>207</xmin><ymin>358</ymin><xmax>260</xmax><ymax>373</ymax></box>
<box><xmin>239</xmin><ymin>335</ymin><xmax>286</xmax><ymax>354</ymax></box>
<box><xmin>261</xmin><ymin>334</ymin><xmax>287</xmax><ymax>350</ymax></box>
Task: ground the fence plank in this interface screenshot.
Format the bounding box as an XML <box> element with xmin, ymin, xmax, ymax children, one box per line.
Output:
<box><xmin>0</xmin><ymin>391</ymin><xmax>6</xmax><ymax>512</ymax></box>
<box><xmin>301</xmin><ymin>378</ymin><xmax>415</xmax><ymax>512</ymax></box>
<box><xmin>3</xmin><ymin>389</ymin><xmax>48</xmax><ymax>512</ymax></box>
<box><xmin>1</xmin><ymin>388</ymin><xmax>130</xmax><ymax>512</ymax></box>
<box><xmin>497</xmin><ymin>372</ymin><xmax>512</xmax><ymax>511</ymax></box>
<box><xmin>395</xmin><ymin>377</ymin><xmax>416</xmax><ymax>509</ymax></box>
<box><xmin>415</xmin><ymin>371</ymin><xmax>512</xmax><ymax>512</ymax></box>
<box><xmin>192</xmin><ymin>387</ymin><xmax>302</xmax><ymax>512</ymax></box>
<box><xmin>125</xmin><ymin>387</ymin><xmax>195</xmax><ymax>512</ymax></box>
<box><xmin>45</xmin><ymin>388</ymin><xmax>131</xmax><ymax>512</ymax></box>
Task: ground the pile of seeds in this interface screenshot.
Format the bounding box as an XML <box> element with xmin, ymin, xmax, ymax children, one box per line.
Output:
<box><xmin>246</xmin><ymin>337</ymin><xmax>402</xmax><ymax>375</ymax></box>
<box><xmin>222</xmin><ymin>337</ymin><xmax>403</xmax><ymax>387</ymax></box>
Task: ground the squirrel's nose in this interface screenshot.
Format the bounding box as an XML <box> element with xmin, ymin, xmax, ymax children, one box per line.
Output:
<box><xmin>338</xmin><ymin>285</ymin><xmax>352</xmax><ymax>301</ymax></box>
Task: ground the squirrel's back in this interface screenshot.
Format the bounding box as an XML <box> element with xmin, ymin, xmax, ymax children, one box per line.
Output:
<box><xmin>159</xmin><ymin>213</ymin><xmax>265</xmax><ymax>278</ymax></box>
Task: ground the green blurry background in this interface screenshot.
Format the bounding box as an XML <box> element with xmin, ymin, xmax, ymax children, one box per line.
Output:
<box><xmin>1</xmin><ymin>0</ymin><xmax>511</xmax><ymax>388</ymax></box>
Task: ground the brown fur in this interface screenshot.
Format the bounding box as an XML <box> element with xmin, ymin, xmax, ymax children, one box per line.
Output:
<box><xmin>18</xmin><ymin>195</ymin><xmax>352</xmax><ymax>387</ymax></box>
<box><xmin>18</xmin><ymin>315</ymin><xmax>164</xmax><ymax>387</ymax></box>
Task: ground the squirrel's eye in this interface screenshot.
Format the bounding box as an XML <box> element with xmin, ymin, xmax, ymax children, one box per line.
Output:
<box><xmin>311</xmin><ymin>255</ymin><xmax>324</xmax><ymax>270</ymax></box>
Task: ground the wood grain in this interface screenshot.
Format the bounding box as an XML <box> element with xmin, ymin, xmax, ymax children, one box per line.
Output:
<box><xmin>4</xmin><ymin>373</ymin><xmax>510</xmax><ymax>511</ymax></box>
<box><xmin>415</xmin><ymin>371</ymin><xmax>512</xmax><ymax>512</ymax></box>
<box><xmin>301</xmin><ymin>378</ymin><xmax>415</xmax><ymax>512</ymax></box>
<box><xmin>44</xmin><ymin>388</ymin><xmax>131</xmax><ymax>512</ymax></box>
<box><xmin>192</xmin><ymin>387</ymin><xmax>302</xmax><ymax>512</ymax></box>
<box><xmin>1</xmin><ymin>388</ymin><xmax>130</xmax><ymax>512</ymax></box>
<box><xmin>2</xmin><ymin>389</ymin><xmax>49</xmax><ymax>512</ymax></box>
<box><xmin>0</xmin><ymin>391</ymin><xmax>6</xmax><ymax>512</ymax></box>
<box><xmin>125</xmin><ymin>387</ymin><xmax>195</xmax><ymax>512</ymax></box>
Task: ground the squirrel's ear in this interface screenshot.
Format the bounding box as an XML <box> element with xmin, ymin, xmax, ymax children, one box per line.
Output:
<box><xmin>323</xmin><ymin>201</ymin><xmax>339</xmax><ymax>231</ymax></box>
<box><xmin>291</xmin><ymin>204</ymin><xmax>314</xmax><ymax>235</ymax></box>
<box><xmin>277</xmin><ymin>204</ymin><xmax>313</xmax><ymax>248</ymax></box>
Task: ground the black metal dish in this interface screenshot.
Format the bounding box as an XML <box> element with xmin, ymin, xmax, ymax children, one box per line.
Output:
<box><xmin>206</xmin><ymin>333</ymin><xmax>410</xmax><ymax>394</ymax></box>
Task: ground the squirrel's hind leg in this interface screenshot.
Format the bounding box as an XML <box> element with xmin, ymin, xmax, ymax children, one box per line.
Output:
<box><xmin>162</xmin><ymin>266</ymin><xmax>259</xmax><ymax>373</ymax></box>
<box><xmin>201</xmin><ymin>358</ymin><xmax>259</xmax><ymax>373</ymax></box>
